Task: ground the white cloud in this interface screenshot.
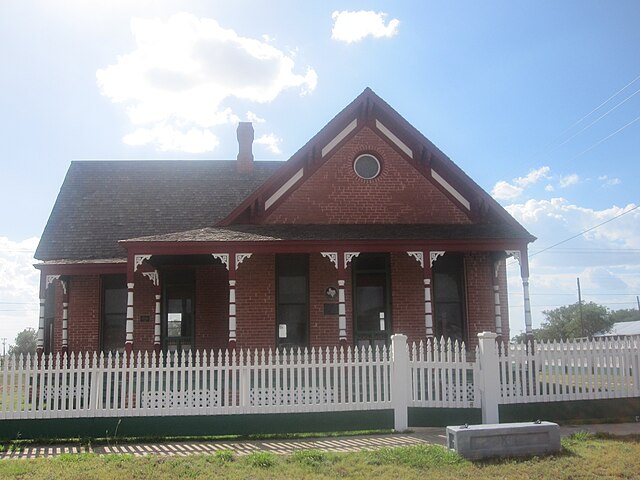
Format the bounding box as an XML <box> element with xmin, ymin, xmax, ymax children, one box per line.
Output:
<box><xmin>544</xmin><ymin>184</ymin><xmax>555</xmax><ymax>192</ymax></box>
<box><xmin>97</xmin><ymin>13</ymin><xmax>317</xmax><ymax>152</ymax></box>
<box><xmin>491</xmin><ymin>180</ymin><xmax>523</xmax><ymax>200</ymax></box>
<box><xmin>0</xmin><ymin>237</ymin><xmax>40</xmax><ymax>344</ymax></box>
<box><xmin>514</xmin><ymin>166</ymin><xmax>551</xmax><ymax>187</ymax></box>
<box><xmin>123</xmin><ymin>124</ymin><xmax>221</xmax><ymax>153</ymax></box>
<box><xmin>598</xmin><ymin>175</ymin><xmax>621</xmax><ymax>187</ymax></box>
<box><xmin>246</xmin><ymin>111</ymin><xmax>266</xmax><ymax>123</ymax></box>
<box><xmin>331</xmin><ymin>10</ymin><xmax>399</xmax><ymax>44</ymax></box>
<box><xmin>255</xmin><ymin>133</ymin><xmax>282</xmax><ymax>155</ymax></box>
<box><xmin>491</xmin><ymin>166</ymin><xmax>550</xmax><ymax>200</ymax></box>
<box><xmin>559</xmin><ymin>173</ymin><xmax>579</xmax><ymax>188</ymax></box>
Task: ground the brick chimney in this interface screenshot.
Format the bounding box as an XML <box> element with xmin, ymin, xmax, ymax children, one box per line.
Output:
<box><xmin>236</xmin><ymin>122</ymin><xmax>254</xmax><ymax>173</ymax></box>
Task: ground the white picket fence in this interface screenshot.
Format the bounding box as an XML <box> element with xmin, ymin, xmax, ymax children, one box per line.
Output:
<box><xmin>409</xmin><ymin>339</ymin><xmax>478</xmax><ymax>408</ymax></box>
<box><xmin>0</xmin><ymin>334</ymin><xmax>638</xmax><ymax>426</ymax></box>
<box><xmin>0</xmin><ymin>344</ymin><xmax>393</xmax><ymax>420</ymax></box>
<box><xmin>498</xmin><ymin>337</ymin><xmax>640</xmax><ymax>404</ymax></box>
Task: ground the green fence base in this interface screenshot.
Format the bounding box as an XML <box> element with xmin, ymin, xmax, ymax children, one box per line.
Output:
<box><xmin>0</xmin><ymin>409</ymin><xmax>394</xmax><ymax>441</ymax></box>
<box><xmin>408</xmin><ymin>407</ymin><xmax>482</xmax><ymax>427</ymax></box>
<box><xmin>499</xmin><ymin>397</ymin><xmax>640</xmax><ymax>424</ymax></box>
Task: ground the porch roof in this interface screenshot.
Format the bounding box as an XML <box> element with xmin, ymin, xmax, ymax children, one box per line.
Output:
<box><xmin>122</xmin><ymin>223</ymin><xmax>535</xmax><ymax>244</ymax></box>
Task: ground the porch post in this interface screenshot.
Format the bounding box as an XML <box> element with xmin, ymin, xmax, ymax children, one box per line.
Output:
<box><xmin>492</xmin><ymin>258</ymin><xmax>502</xmax><ymax>338</ymax></box>
<box><xmin>211</xmin><ymin>253</ymin><xmax>237</xmax><ymax>350</ymax></box>
<box><xmin>154</xmin><ymin>289</ymin><xmax>161</xmax><ymax>353</ymax></box>
<box><xmin>230</xmin><ymin>253</ymin><xmax>252</xmax><ymax>349</ymax></box>
<box><xmin>407</xmin><ymin>251</ymin><xmax>434</xmax><ymax>339</ymax></box>
<box><xmin>341</xmin><ymin>252</ymin><xmax>360</xmax><ymax>345</ymax></box>
<box><xmin>61</xmin><ymin>280</ymin><xmax>69</xmax><ymax>355</ymax></box>
<box><xmin>37</xmin><ymin>274</ymin><xmax>45</xmax><ymax>356</ymax></box>
<box><xmin>521</xmin><ymin>252</ymin><xmax>533</xmax><ymax>338</ymax></box>
<box><xmin>142</xmin><ymin>270</ymin><xmax>161</xmax><ymax>353</ymax></box>
<box><xmin>507</xmin><ymin>249</ymin><xmax>532</xmax><ymax>338</ymax></box>
<box><xmin>125</xmin><ymin>282</ymin><xmax>134</xmax><ymax>353</ymax></box>
<box><xmin>320</xmin><ymin>252</ymin><xmax>343</xmax><ymax>344</ymax></box>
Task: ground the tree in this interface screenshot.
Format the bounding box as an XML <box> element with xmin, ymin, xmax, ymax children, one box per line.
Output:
<box><xmin>609</xmin><ymin>308</ymin><xmax>640</xmax><ymax>323</ymax></box>
<box><xmin>8</xmin><ymin>328</ymin><xmax>37</xmax><ymax>357</ymax></box>
<box><xmin>534</xmin><ymin>302</ymin><xmax>613</xmax><ymax>341</ymax></box>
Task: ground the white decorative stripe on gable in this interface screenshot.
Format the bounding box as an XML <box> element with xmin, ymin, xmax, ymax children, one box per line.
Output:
<box><xmin>431</xmin><ymin>169</ymin><xmax>471</xmax><ymax>210</ymax></box>
<box><xmin>375</xmin><ymin>120</ymin><xmax>413</xmax><ymax>158</ymax></box>
<box><xmin>265</xmin><ymin>167</ymin><xmax>304</xmax><ymax>210</ymax></box>
<box><xmin>321</xmin><ymin>119</ymin><xmax>358</xmax><ymax>157</ymax></box>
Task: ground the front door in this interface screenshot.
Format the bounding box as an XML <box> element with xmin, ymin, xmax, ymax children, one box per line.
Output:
<box><xmin>163</xmin><ymin>270</ymin><xmax>195</xmax><ymax>352</ymax></box>
<box><xmin>353</xmin><ymin>254</ymin><xmax>391</xmax><ymax>349</ymax></box>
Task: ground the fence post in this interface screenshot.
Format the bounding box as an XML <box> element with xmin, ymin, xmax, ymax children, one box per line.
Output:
<box><xmin>477</xmin><ymin>331</ymin><xmax>500</xmax><ymax>424</ymax></box>
<box><xmin>391</xmin><ymin>334</ymin><xmax>410</xmax><ymax>431</ymax></box>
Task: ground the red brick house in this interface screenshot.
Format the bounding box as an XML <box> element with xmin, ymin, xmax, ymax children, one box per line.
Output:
<box><xmin>34</xmin><ymin>88</ymin><xmax>535</xmax><ymax>356</ymax></box>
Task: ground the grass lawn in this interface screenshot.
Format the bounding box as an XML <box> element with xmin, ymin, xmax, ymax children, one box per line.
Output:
<box><xmin>0</xmin><ymin>433</ymin><xmax>638</xmax><ymax>479</ymax></box>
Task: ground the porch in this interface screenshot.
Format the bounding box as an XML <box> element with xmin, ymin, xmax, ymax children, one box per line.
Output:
<box><xmin>35</xmin><ymin>231</ymin><xmax>534</xmax><ymax>355</ymax></box>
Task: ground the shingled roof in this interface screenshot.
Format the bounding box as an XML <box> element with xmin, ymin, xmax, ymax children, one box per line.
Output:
<box><xmin>123</xmin><ymin>223</ymin><xmax>533</xmax><ymax>243</ymax></box>
<box><xmin>35</xmin><ymin>160</ymin><xmax>282</xmax><ymax>261</ymax></box>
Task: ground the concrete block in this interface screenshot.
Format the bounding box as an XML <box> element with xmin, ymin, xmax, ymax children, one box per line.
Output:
<box><xmin>447</xmin><ymin>421</ymin><xmax>561</xmax><ymax>460</ymax></box>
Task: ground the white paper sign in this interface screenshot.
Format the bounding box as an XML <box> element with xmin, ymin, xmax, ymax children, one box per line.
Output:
<box><xmin>278</xmin><ymin>324</ymin><xmax>287</xmax><ymax>338</ymax></box>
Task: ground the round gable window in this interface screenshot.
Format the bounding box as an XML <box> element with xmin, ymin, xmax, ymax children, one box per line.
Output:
<box><xmin>353</xmin><ymin>154</ymin><xmax>381</xmax><ymax>180</ymax></box>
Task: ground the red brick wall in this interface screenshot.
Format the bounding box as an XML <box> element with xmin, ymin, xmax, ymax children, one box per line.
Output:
<box><xmin>309</xmin><ymin>253</ymin><xmax>338</xmax><ymax>347</ymax></box>
<box><xmin>464</xmin><ymin>252</ymin><xmax>495</xmax><ymax>350</ymax></box>
<box><xmin>235</xmin><ymin>254</ymin><xmax>276</xmax><ymax>349</ymax></box>
<box><xmin>52</xmin><ymin>251</ymin><xmax>510</xmax><ymax>354</ymax></box>
<box><xmin>132</xmin><ymin>270</ymin><xmax>155</xmax><ymax>353</ymax></box>
<box><xmin>67</xmin><ymin>275</ymin><xmax>100</xmax><ymax>352</ymax></box>
<box><xmin>195</xmin><ymin>264</ymin><xmax>229</xmax><ymax>351</ymax></box>
<box><xmin>265</xmin><ymin>127</ymin><xmax>471</xmax><ymax>225</ymax></box>
<box><xmin>390</xmin><ymin>253</ymin><xmax>425</xmax><ymax>344</ymax></box>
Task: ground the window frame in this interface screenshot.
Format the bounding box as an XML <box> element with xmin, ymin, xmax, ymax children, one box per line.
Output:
<box><xmin>275</xmin><ymin>254</ymin><xmax>310</xmax><ymax>350</ymax></box>
<box><xmin>100</xmin><ymin>274</ymin><xmax>128</xmax><ymax>353</ymax></box>
<box><xmin>432</xmin><ymin>253</ymin><xmax>468</xmax><ymax>345</ymax></box>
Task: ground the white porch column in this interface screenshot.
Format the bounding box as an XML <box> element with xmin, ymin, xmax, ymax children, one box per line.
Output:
<box><xmin>228</xmin><ymin>279</ymin><xmax>237</xmax><ymax>346</ymax></box>
<box><xmin>37</xmin><ymin>296</ymin><xmax>45</xmax><ymax>354</ymax></box>
<box><xmin>125</xmin><ymin>282</ymin><xmax>134</xmax><ymax>353</ymax></box>
<box><xmin>154</xmin><ymin>293</ymin><xmax>161</xmax><ymax>352</ymax></box>
<box><xmin>492</xmin><ymin>259</ymin><xmax>503</xmax><ymax>336</ymax></box>
<box><xmin>507</xmin><ymin>249</ymin><xmax>532</xmax><ymax>337</ymax></box>
<box><xmin>142</xmin><ymin>269</ymin><xmax>161</xmax><ymax>353</ymax></box>
<box><xmin>61</xmin><ymin>280</ymin><xmax>68</xmax><ymax>354</ymax></box>
<box><xmin>407</xmin><ymin>251</ymin><xmax>434</xmax><ymax>339</ymax></box>
<box><xmin>522</xmin><ymin>277</ymin><xmax>532</xmax><ymax>335</ymax></box>
<box><xmin>338</xmin><ymin>280</ymin><xmax>346</xmax><ymax>342</ymax></box>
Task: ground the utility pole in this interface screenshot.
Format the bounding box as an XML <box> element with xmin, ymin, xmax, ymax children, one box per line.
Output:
<box><xmin>577</xmin><ymin>277</ymin><xmax>584</xmax><ymax>337</ymax></box>
<box><xmin>637</xmin><ymin>295</ymin><xmax>639</xmax><ymax>311</ymax></box>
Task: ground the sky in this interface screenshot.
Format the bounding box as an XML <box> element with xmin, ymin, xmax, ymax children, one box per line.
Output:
<box><xmin>1</xmin><ymin>0</ymin><xmax>639</xmax><ymax>346</ymax></box>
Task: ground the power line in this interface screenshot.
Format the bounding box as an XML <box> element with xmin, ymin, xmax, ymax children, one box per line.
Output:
<box><xmin>568</xmin><ymin>113</ymin><xmax>640</xmax><ymax>162</ymax></box>
<box><xmin>507</xmin><ymin>204</ymin><xmax>640</xmax><ymax>265</ymax></box>
<box><xmin>554</xmin><ymin>72</ymin><xmax>640</xmax><ymax>138</ymax></box>
<box><xmin>554</xmin><ymin>84</ymin><xmax>640</xmax><ymax>151</ymax></box>
<box><xmin>534</xmin><ymin>71</ymin><xmax>640</xmax><ymax>158</ymax></box>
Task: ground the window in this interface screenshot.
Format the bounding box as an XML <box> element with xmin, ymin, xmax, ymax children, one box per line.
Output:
<box><xmin>43</xmin><ymin>285</ymin><xmax>55</xmax><ymax>354</ymax></box>
<box><xmin>101</xmin><ymin>275</ymin><xmax>127</xmax><ymax>352</ymax></box>
<box><xmin>353</xmin><ymin>154</ymin><xmax>381</xmax><ymax>179</ymax></box>
<box><xmin>163</xmin><ymin>270</ymin><xmax>195</xmax><ymax>352</ymax></box>
<box><xmin>276</xmin><ymin>255</ymin><xmax>309</xmax><ymax>349</ymax></box>
<box><xmin>433</xmin><ymin>254</ymin><xmax>467</xmax><ymax>344</ymax></box>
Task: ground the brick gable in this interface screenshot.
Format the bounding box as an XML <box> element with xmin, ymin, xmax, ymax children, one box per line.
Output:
<box><xmin>264</xmin><ymin>127</ymin><xmax>472</xmax><ymax>225</ymax></box>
